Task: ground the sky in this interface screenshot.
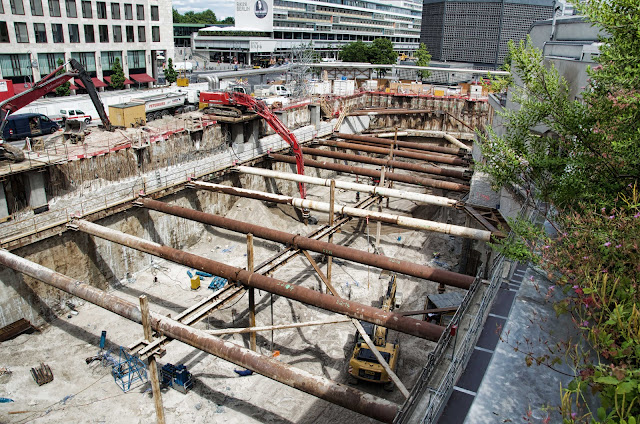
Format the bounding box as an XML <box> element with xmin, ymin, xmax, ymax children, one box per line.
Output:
<box><xmin>173</xmin><ymin>0</ymin><xmax>235</xmax><ymax>18</ymax></box>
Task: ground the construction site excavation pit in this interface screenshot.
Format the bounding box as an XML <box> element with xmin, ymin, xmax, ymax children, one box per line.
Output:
<box><xmin>0</xmin><ymin>162</ymin><xmax>476</xmax><ymax>423</ymax></box>
<box><xmin>0</xmin><ymin>89</ymin><xmax>498</xmax><ymax>423</ymax></box>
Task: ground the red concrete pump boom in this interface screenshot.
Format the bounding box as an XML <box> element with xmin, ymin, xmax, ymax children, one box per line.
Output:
<box><xmin>200</xmin><ymin>91</ymin><xmax>306</xmax><ymax>199</ymax></box>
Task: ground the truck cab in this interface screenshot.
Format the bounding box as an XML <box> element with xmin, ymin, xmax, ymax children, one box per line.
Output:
<box><xmin>2</xmin><ymin>113</ymin><xmax>59</xmax><ymax>141</ymax></box>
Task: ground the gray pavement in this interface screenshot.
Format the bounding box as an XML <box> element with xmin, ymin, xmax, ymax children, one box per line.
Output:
<box><xmin>439</xmin><ymin>262</ymin><xmax>582</xmax><ymax>423</ymax></box>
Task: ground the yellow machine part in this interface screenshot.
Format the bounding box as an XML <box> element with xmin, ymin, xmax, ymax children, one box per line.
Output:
<box><xmin>349</xmin><ymin>342</ymin><xmax>399</xmax><ymax>383</ymax></box>
<box><xmin>190</xmin><ymin>275</ymin><xmax>201</xmax><ymax>290</ymax></box>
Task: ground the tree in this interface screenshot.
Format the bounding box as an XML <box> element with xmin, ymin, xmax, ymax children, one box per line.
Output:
<box><xmin>480</xmin><ymin>2</ymin><xmax>640</xmax><ymax>421</ymax></box>
<box><xmin>368</xmin><ymin>38</ymin><xmax>396</xmax><ymax>65</ymax></box>
<box><xmin>55</xmin><ymin>58</ymin><xmax>70</xmax><ymax>97</ymax></box>
<box><xmin>415</xmin><ymin>43</ymin><xmax>432</xmax><ymax>80</ymax></box>
<box><xmin>110</xmin><ymin>58</ymin><xmax>125</xmax><ymax>90</ymax></box>
<box><xmin>172</xmin><ymin>8</ymin><xmax>223</xmax><ymax>24</ymax></box>
<box><xmin>164</xmin><ymin>58</ymin><xmax>177</xmax><ymax>84</ymax></box>
<box><xmin>339</xmin><ymin>40</ymin><xmax>369</xmax><ymax>63</ymax></box>
<box><xmin>220</xmin><ymin>17</ymin><xmax>234</xmax><ymax>25</ymax></box>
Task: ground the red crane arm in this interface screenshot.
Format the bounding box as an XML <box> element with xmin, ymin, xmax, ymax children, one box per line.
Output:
<box><xmin>230</xmin><ymin>92</ymin><xmax>307</xmax><ymax>199</ymax></box>
<box><xmin>1</xmin><ymin>71</ymin><xmax>75</xmax><ymax>115</ymax></box>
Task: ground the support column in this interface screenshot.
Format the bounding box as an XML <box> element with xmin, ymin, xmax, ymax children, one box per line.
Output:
<box><xmin>0</xmin><ymin>183</ymin><xmax>9</xmax><ymax>222</ymax></box>
<box><xmin>247</xmin><ymin>234</ymin><xmax>256</xmax><ymax>352</ymax></box>
<box><xmin>231</xmin><ymin>123</ymin><xmax>244</xmax><ymax>145</ymax></box>
<box><xmin>24</xmin><ymin>171</ymin><xmax>48</xmax><ymax>214</ymax></box>
<box><xmin>247</xmin><ymin>119</ymin><xmax>260</xmax><ymax>145</ymax></box>
<box><xmin>139</xmin><ymin>295</ymin><xmax>166</xmax><ymax>424</ymax></box>
<box><xmin>309</xmin><ymin>105</ymin><xmax>321</xmax><ymax>129</ymax></box>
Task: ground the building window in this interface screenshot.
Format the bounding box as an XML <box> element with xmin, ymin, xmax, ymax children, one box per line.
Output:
<box><xmin>0</xmin><ymin>22</ymin><xmax>9</xmax><ymax>42</ymax></box>
<box><xmin>51</xmin><ymin>22</ymin><xmax>63</xmax><ymax>42</ymax></box>
<box><xmin>127</xmin><ymin>49</ymin><xmax>143</xmax><ymax>69</ymax></box>
<box><xmin>125</xmin><ymin>24</ymin><xmax>133</xmax><ymax>41</ymax></box>
<box><xmin>30</xmin><ymin>0</ymin><xmax>43</xmax><ymax>15</ymax></box>
<box><xmin>84</xmin><ymin>24</ymin><xmax>94</xmax><ymax>42</ymax></box>
<box><xmin>96</xmin><ymin>0</ymin><xmax>105</xmax><ymax>17</ymax></box>
<box><xmin>71</xmin><ymin>51</ymin><xmax>95</xmax><ymax>72</ymax></box>
<box><xmin>109</xmin><ymin>1</ymin><xmax>118</xmax><ymax>18</ymax></box>
<box><xmin>123</xmin><ymin>2</ymin><xmax>130</xmax><ymax>19</ymax></box>
<box><xmin>150</xmin><ymin>4</ymin><xmax>157</xmax><ymax>20</ymax></box>
<box><xmin>38</xmin><ymin>52</ymin><xmax>64</xmax><ymax>74</ymax></box>
<box><xmin>68</xmin><ymin>23</ymin><xmax>79</xmax><ymax>42</ymax></box>
<box><xmin>0</xmin><ymin>0</ymin><xmax>4</xmax><ymax>13</ymax></box>
<box><xmin>14</xmin><ymin>21</ymin><xmax>28</xmax><ymax>42</ymax></box>
<box><xmin>81</xmin><ymin>0</ymin><xmax>90</xmax><ymax>18</ymax></box>
<box><xmin>151</xmin><ymin>25</ymin><xmax>158</xmax><ymax>42</ymax></box>
<box><xmin>10</xmin><ymin>0</ymin><xmax>25</xmax><ymax>14</ymax></box>
<box><xmin>65</xmin><ymin>0</ymin><xmax>76</xmax><ymax>17</ymax></box>
<box><xmin>101</xmin><ymin>50</ymin><xmax>121</xmax><ymax>70</ymax></box>
<box><xmin>98</xmin><ymin>24</ymin><xmax>107</xmax><ymax>41</ymax></box>
<box><xmin>112</xmin><ymin>24</ymin><xmax>121</xmax><ymax>41</ymax></box>
<box><xmin>135</xmin><ymin>3</ymin><xmax>141</xmax><ymax>19</ymax></box>
<box><xmin>34</xmin><ymin>22</ymin><xmax>46</xmax><ymax>42</ymax></box>
<box><xmin>136</xmin><ymin>25</ymin><xmax>144</xmax><ymax>41</ymax></box>
<box><xmin>0</xmin><ymin>54</ymin><xmax>31</xmax><ymax>76</ymax></box>
<box><xmin>48</xmin><ymin>0</ymin><xmax>60</xmax><ymax>16</ymax></box>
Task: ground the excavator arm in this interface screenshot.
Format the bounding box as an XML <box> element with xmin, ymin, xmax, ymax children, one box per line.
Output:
<box><xmin>229</xmin><ymin>92</ymin><xmax>306</xmax><ymax>199</ymax></box>
<box><xmin>1</xmin><ymin>59</ymin><xmax>112</xmax><ymax>140</ymax></box>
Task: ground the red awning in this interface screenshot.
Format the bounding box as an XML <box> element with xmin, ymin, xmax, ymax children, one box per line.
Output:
<box><xmin>75</xmin><ymin>78</ymin><xmax>85</xmax><ymax>89</ymax></box>
<box><xmin>91</xmin><ymin>77</ymin><xmax>108</xmax><ymax>88</ymax></box>
<box><xmin>103</xmin><ymin>76</ymin><xmax>134</xmax><ymax>85</ymax></box>
<box><xmin>69</xmin><ymin>83</ymin><xmax>79</xmax><ymax>90</ymax></box>
<box><xmin>12</xmin><ymin>82</ymin><xmax>33</xmax><ymax>94</ymax></box>
<box><xmin>129</xmin><ymin>73</ymin><xmax>156</xmax><ymax>83</ymax></box>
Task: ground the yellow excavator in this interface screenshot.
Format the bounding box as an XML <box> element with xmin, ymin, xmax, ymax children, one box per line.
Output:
<box><xmin>348</xmin><ymin>273</ymin><xmax>399</xmax><ymax>390</ymax></box>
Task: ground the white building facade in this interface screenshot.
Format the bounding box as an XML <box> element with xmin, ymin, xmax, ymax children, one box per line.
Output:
<box><xmin>0</xmin><ymin>0</ymin><xmax>174</xmax><ymax>86</ymax></box>
<box><xmin>192</xmin><ymin>0</ymin><xmax>423</xmax><ymax>65</ymax></box>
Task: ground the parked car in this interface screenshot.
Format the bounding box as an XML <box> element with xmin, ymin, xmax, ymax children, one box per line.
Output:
<box><xmin>52</xmin><ymin>109</ymin><xmax>93</xmax><ymax>125</ymax></box>
<box><xmin>2</xmin><ymin>113</ymin><xmax>60</xmax><ymax>141</ymax></box>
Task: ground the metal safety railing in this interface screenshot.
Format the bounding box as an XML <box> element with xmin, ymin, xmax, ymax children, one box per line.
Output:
<box><xmin>0</xmin><ymin>122</ymin><xmax>334</xmax><ymax>246</ymax></box>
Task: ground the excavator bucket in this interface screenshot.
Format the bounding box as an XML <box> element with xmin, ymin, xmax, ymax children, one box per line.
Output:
<box><xmin>63</xmin><ymin>120</ymin><xmax>87</xmax><ymax>144</ymax></box>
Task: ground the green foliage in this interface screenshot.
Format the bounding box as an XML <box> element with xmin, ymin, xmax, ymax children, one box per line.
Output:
<box><xmin>480</xmin><ymin>1</ymin><xmax>640</xmax><ymax>422</ymax></box>
<box><xmin>339</xmin><ymin>38</ymin><xmax>396</xmax><ymax>77</ymax></box>
<box><xmin>164</xmin><ymin>58</ymin><xmax>177</xmax><ymax>84</ymax></box>
<box><xmin>479</xmin><ymin>37</ymin><xmax>635</xmax><ymax>209</ymax></box>
<box><xmin>415</xmin><ymin>43</ymin><xmax>432</xmax><ymax>79</ymax></box>
<box><xmin>109</xmin><ymin>58</ymin><xmax>125</xmax><ymax>90</ymax></box>
<box><xmin>339</xmin><ymin>40</ymin><xmax>369</xmax><ymax>63</ymax></box>
<box><xmin>54</xmin><ymin>58</ymin><xmax>70</xmax><ymax>97</ymax></box>
<box><xmin>172</xmin><ymin>8</ymin><xmax>229</xmax><ymax>24</ymax></box>
<box><xmin>488</xmin><ymin>217</ymin><xmax>542</xmax><ymax>263</ymax></box>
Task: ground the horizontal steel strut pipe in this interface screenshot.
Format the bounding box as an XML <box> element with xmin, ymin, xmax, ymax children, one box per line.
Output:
<box><xmin>319</xmin><ymin>140</ymin><xmax>470</xmax><ymax>179</ymax></box>
<box><xmin>347</xmin><ymin>109</ymin><xmax>434</xmax><ymax>116</ymax></box>
<box><xmin>334</xmin><ymin>132</ymin><xmax>465</xmax><ymax>156</ymax></box>
<box><xmin>0</xmin><ymin>249</ymin><xmax>398</xmax><ymax>423</ymax></box>
<box><xmin>405</xmin><ymin>130</ymin><xmax>472</xmax><ymax>152</ymax></box>
<box><xmin>302</xmin><ymin>146</ymin><xmax>463</xmax><ymax>179</ymax></box>
<box><xmin>138</xmin><ymin>198</ymin><xmax>476</xmax><ymax>290</ymax></box>
<box><xmin>72</xmin><ymin>218</ymin><xmax>451</xmax><ymax>340</ymax></box>
<box><xmin>191</xmin><ymin>182</ymin><xmax>491</xmax><ymax>241</ymax></box>
<box><xmin>236</xmin><ymin>166</ymin><xmax>459</xmax><ymax>208</ymax></box>
<box><xmin>270</xmin><ymin>154</ymin><xmax>470</xmax><ymax>192</ymax></box>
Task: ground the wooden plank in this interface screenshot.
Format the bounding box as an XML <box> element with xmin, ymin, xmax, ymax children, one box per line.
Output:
<box><xmin>139</xmin><ymin>295</ymin><xmax>166</xmax><ymax>424</ymax></box>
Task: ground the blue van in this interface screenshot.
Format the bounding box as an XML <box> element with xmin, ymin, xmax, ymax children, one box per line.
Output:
<box><xmin>2</xmin><ymin>113</ymin><xmax>60</xmax><ymax>141</ymax></box>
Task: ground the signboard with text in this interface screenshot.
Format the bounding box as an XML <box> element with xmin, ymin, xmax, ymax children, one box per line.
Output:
<box><xmin>236</xmin><ymin>0</ymin><xmax>273</xmax><ymax>32</ymax></box>
<box><xmin>250</xmin><ymin>40</ymin><xmax>277</xmax><ymax>53</ymax></box>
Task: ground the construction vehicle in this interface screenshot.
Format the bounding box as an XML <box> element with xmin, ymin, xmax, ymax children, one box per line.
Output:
<box><xmin>199</xmin><ymin>91</ymin><xmax>306</xmax><ymax>199</ymax></box>
<box><xmin>130</xmin><ymin>92</ymin><xmax>188</xmax><ymax>122</ymax></box>
<box><xmin>0</xmin><ymin>59</ymin><xmax>112</xmax><ymax>161</ymax></box>
<box><xmin>348</xmin><ymin>273</ymin><xmax>399</xmax><ymax>389</ymax></box>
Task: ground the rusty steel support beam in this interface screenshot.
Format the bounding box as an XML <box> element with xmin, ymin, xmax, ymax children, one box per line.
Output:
<box><xmin>236</xmin><ymin>166</ymin><xmax>461</xmax><ymax>208</ymax></box>
<box><xmin>318</xmin><ymin>140</ymin><xmax>471</xmax><ymax>179</ymax></box>
<box><xmin>335</xmin><ymin>132</ymin><xmax>465</xmax><ymax>156</ymax></box>
<box><xmin>190</xmin><ymin>182</ymin><xmax>490</xmax><ymax>240</ymax></box>
<box><xmin>348</xmin><ymin>109</ymin><xmax>434</xmax><ymax>116</ymax></box>
<box><xmin>302</xmin><ymin>147</ymin><xmax>465</xmax><ymax>179</ymax></box>
<box><xmin>0</xmin><ymin>249</ymin><xmax>399</xmax><ymax>423</ymax></box>
<box><xmin>270</xmin><ymin>154</ymin><xmax>470</xmax><ymax>192</ymax></box>
<box><xmin>138</xmin><ymin>198</ymin><xmax>476</xmax><ymax>290</ymax></box>
<box><xmin>71</xmin><ymin>218</ymin><xmax>448</xmax><ymax>341</ymax></box>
